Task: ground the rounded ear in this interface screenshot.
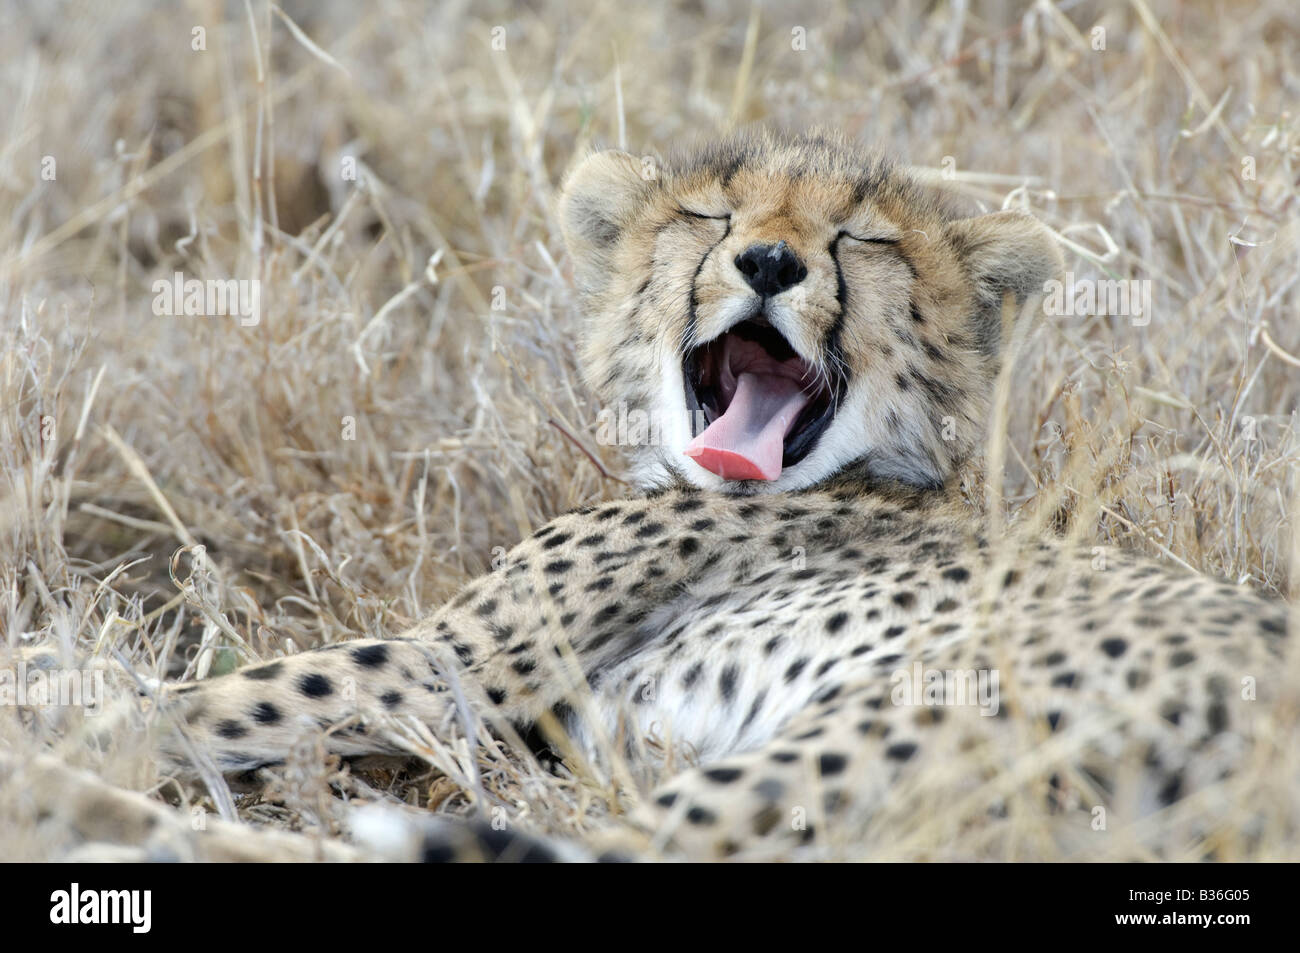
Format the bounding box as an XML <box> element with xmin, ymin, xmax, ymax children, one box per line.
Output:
<box><xmin>946</xmin><ymin>210</ymin><xmax>1064</xmax><ymax>355</ymax></box>
<box><xmin>558</xmin><ymin>149</ymin><xmax>656</xmax><ymax>294</ymax></box>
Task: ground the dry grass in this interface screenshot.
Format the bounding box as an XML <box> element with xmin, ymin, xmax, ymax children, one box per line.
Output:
<box><xmin>1</xmin><ymin>0</ymin><xmax>1297</xmax><ymax>861</ymax></box>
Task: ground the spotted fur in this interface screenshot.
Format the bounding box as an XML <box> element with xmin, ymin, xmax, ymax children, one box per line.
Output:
<box><xmin>94</xmin><ymin>132</ymin><xmax>1300</xmax><ymax>859</ymax></box>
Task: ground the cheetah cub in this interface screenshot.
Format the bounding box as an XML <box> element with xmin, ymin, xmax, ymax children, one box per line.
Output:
<box><xmin>139</xmin><ymin>132</ymin><xmax>1300</xmax><ymax>859</ymax></box>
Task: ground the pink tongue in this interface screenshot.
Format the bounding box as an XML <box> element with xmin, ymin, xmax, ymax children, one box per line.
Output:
<box><xmin>684</xmin><ymin>372</ymin><xmax>812</xmax><ymax>481</ymax></box>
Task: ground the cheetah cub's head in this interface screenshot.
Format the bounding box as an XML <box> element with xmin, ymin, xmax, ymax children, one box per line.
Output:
<box><xmin>559</xmin><ymin>130</ymin><xmax>1062</xmax><ymax>494</ymax></box>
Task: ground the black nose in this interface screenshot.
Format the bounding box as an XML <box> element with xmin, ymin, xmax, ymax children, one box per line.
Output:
<box><xmin>734</xmin><ymin>241</ymin><xmax>807</xmax><ymax>297</ymax></box>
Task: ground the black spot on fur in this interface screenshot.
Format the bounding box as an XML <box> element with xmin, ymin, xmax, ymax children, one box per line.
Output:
<box><xmin>686</xmin><ymin>806</ymin><xmax>717</xmax><ymax>826</ymax></box>
<box><xmin>818</xmin><ymin>753</ymin><xmax>847</xmax><ymax>776</ymax></box>
<box><xmin>542</xmin><ymin>532</ymin><xmax>573</xmax><ymax>550</ymax></box>
<box><xmin>298</xmin><ymin>673</ymin><xmax>334</xmax><ymax>698</ymax></box>
<box><xmin>243</xmin><ymin>661</ymin><xmax>284</xmax><ymax>681</ymax></box>
<box><xmin>215</xmin><ymin>719</ymin><xmax>248</xmax><ymax>739</ymax></box>
<box><xmin>350</xmin><ymin>644</ymin><xmax>390</xmax><ymax>669</ymax></box>
<box><xmin>1100</xmin><ymin>638</ymin><xmax>1128</xmax><ymax>658</ymax></box>
<box><xmin>885</xmin><ymin>742</ymin><xmax>918</xmax><ymax>761</ymax></box>
<box><xmin>1207</xmin><ymin>702</ymin><xmax>1229</xmax><ymax>734</ymax></box>
<box><xmin>719</xmin><ymin>664</ymin><xmax>739</xmax><ymax>701</ymax></box>
<box><xmin>251</xmin><ymin>701</ymin><xmax>282</xmax><ymax>724</ymax></box>
<box><xmin>704</xmin><ymin>767</ymin><xmax>743</xmax><ymax>784</ymax></box>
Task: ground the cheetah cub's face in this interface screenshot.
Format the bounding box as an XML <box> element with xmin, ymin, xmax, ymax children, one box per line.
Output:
<box><xmin>559</xmin><ymin>130</ymin><xmax>1062</xmax><ymax>494</ymax></box>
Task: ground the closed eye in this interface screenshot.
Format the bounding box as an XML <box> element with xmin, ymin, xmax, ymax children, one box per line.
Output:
<box><xmin>680</xmin><ymin>208</ymin><xmax>731</xmax><ymax>221</ymax></box>
<box><xmin>838</xmin><ymin>230</ymin><xmax>898</xmax><ymax>245</ymax></box>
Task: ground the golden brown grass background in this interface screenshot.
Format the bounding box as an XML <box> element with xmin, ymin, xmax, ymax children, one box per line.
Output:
<box><xmin>1</xmin><ymin>0</ymin><xmax>1297</xmax><ymax>860</ymax></box>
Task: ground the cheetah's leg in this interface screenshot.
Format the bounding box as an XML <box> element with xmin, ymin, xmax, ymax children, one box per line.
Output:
<box><xmin>0</xmin><ymin>752</ymin><xmax>376</xmax><ymax>861</ymax></box>
<box><xmin>1</xmin><ymin>752</ymin><xmax>629</xmax><ymax>862</ymax></box>
<box><xmin>638</xmin><ymin>679</ymin><xmax>927</xmax><ymax>859</ymax></box>
<box><xmin>160</xmin><ymin>498</ymin><xmax>719</xmax><ymax>774</ymax></box>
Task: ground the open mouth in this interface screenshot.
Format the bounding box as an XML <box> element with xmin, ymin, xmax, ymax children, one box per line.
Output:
<box><xmin>682</xmin><ymin>319</ymin><xmax>841</xmax><ymax>481</ymax></box>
